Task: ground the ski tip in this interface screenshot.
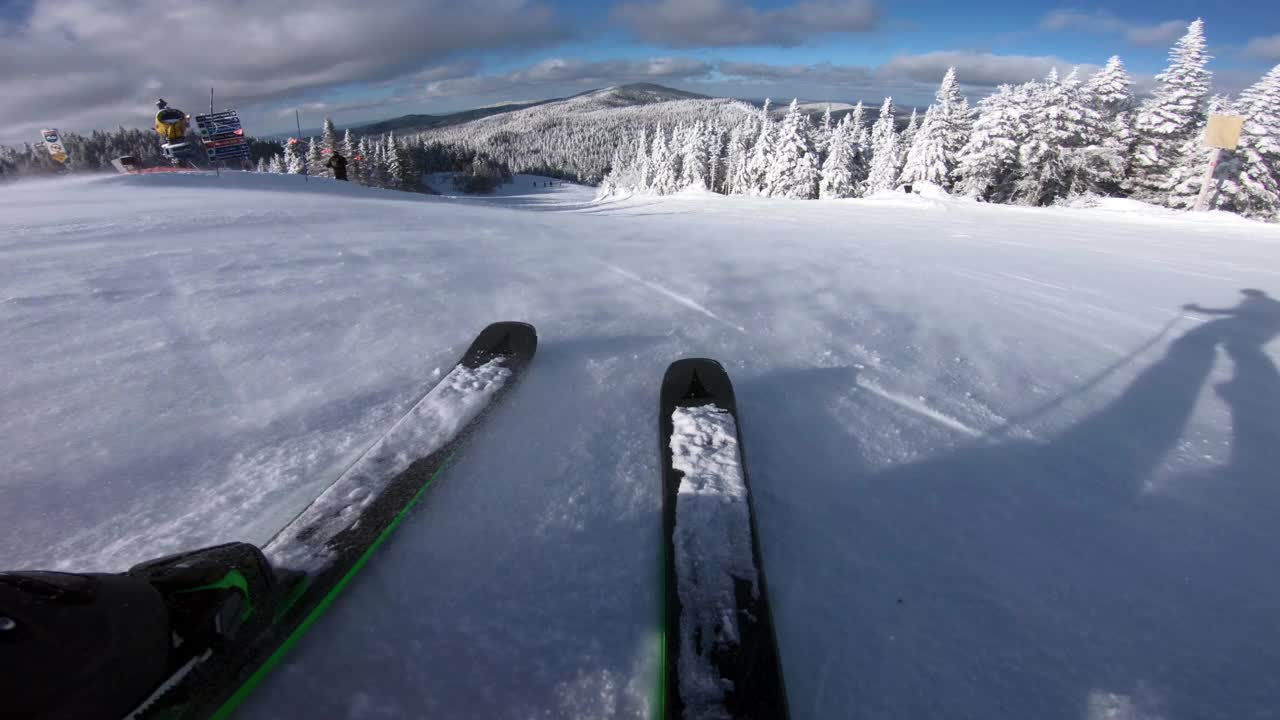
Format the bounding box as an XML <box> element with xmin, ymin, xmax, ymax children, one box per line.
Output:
<box><xmin>661</xmin><ymin>358</ymin><xmax>736</xmax><ymax>413</ymax></box>
<box><xmin>462</xmin><ymin>321</ymin><xmax>538</xmax><ymax>369</ymax></box>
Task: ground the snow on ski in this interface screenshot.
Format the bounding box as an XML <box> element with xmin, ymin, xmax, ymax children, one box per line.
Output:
<box><xmin>132</xmin><ymin>321</ymin><xmax>537</xmax><ymax>720</ymax></box>
<box><xmin>658</xmin><ymin>359</ymin><xmax>788</xmax><ymax>720</ymax></box>
<box><xmin>268</xmin><ymin>355</ymin><xmax>516</xmax><ymax>571</ymax></box>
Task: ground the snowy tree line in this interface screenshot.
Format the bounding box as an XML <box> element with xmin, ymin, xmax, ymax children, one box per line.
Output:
<box><xmin>0</xmin><ymin>114</ymin><xmax>507</xmax><ymax>197</ymax></box>
<box><xmin>4</xmin><ymin>20</ymin><xmax>1276</xmax><ymax>219</ymax></box>
<box><xmin>0</xmin><ymin>126</ymin><xmax>286</xmax><ymax>180</ymax></box>
<box><xmin>597</xmin><ymin>21</ymin><xmax>1279</xmax><ymax>221</ymax></box>
<box><xmin>412</xmin><ymin>95</ymin><xmax>759</xmax><ymax>185</ymax></box>
<box><xmin>252</xmin><ymin>118</ymin><xmax>420</xmax><ymax>191</ymax></box>
<box><xmin>253</xmin><ymin>117</ymin><xmax>518</xmax><ymax>194</ymax></box>
<box><xmin>1</xmin><ymin>128</ymin><xmax>179</xmax><ymax>177</ymax></box>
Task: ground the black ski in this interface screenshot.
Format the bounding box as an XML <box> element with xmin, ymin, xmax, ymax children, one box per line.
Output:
<box><xmin>130</xmin><ymin>321</ymin><xmax>538</xmax><ymax>720</ymax></box>
<box><xmin>658</xmin><ymin>359</ymin><xmax>789</xmax><ymax>720</ymax></box>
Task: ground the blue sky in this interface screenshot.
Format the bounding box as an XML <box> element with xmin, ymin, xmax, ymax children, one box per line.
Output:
<box><xmin>2</xmin><ymin>0</ymin><xmax>1278</xmax><ymax>142</ymax></box>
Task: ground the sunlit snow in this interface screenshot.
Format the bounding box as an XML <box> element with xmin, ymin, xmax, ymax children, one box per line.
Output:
<box><xmin>2</xmin><ymin>170</ymin><xmax>1277</xmax><ymax>719</ymax></box>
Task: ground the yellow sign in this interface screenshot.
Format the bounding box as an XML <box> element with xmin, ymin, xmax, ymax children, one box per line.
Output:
<box><xmin>1204</xmin><ymin>114</ymin><xmax>1244</xmax><ymax>150</ymax></box>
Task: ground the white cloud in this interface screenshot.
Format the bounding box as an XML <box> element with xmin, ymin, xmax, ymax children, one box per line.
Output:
<box><xmin>1040</xmin><ymin>10</ymin><xmax>1188</xmax><ymax>48</ymax></box>
<box><xmin>421</xmin><ymin>52</ymin><xmax>1113</xmax><ymax>111</ymax></box>
<box><xmin>712</xmin><ymin>53</ymin><xmax>1107</xmax><ymax>108</ymax></box>
<box><xmin>1041</xmin><ymin>9</ymin><xmax>1126</xmax><ymax>34</ymax></box>
<box><xmin>1123</xmin><ymin>20</ymin><xmax>1188</xmax><ymax>48</ymax></box>
<box><xmin>613</xmin><ymin>0</ymin><xmax>878</xmax><ymax>48</ymax></box>
<box><xmin>0</xmin><ymin>0</ymin><xmax>566</xmax><ymax>142</ymax></box>
<box><xmin>880</xmin><ymin>51</ymin><xmax>1100</xmax><ymax>87</ymax></box>
<box><xmin>424</xmin><ymin>57</ymin><xmax>714</xmax><ymax>98</ymax></box>
<box><xmin>1241</xmin><ymin>34</ymin><xmax>1280</xmax><ymax>62</ymax></box>
<box><xmin>719</xmin><ymin>61</ymin><xmax>871</xmax><ymax>84</ymax></box>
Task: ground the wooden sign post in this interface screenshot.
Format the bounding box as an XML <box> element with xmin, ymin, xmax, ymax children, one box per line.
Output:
<box><xmin>1194</xmin><ymin>114</ymin><xmax>1245</xmax><ymax>211</ymax></box>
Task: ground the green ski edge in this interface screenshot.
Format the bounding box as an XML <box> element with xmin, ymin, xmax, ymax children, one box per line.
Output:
<box><xmin>654</xmin><ymin>511</ymin><xmax>667</xmax><ymax>720</ymax></box>
<box><xmin>209</xmin><ymin>454</ymin><xmax>454</xmax><ymax>720</ymax></box>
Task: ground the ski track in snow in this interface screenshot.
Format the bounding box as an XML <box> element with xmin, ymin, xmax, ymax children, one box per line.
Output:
<box><xmin>854</xmin><ymin>377</ymin><xmax>983</xmax><ymax>437</ymax></box>
<box><xmin>601</xmin><ymin>261</ymin><xmax>748</xmax><ymax>334</ymax></box>
<box><xmin>2</xmin><ymin>172</ymin><xmax>1279</xmax><ymax>720</ymax></box>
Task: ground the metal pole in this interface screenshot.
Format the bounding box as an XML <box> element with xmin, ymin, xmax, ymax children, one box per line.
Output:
<box><xmin>1193</xmin><ymin>148</ymin><xmax>1223</xmax><ymax>212</ymax></box>
<box><xmin>296</xmin><ymin>109</ymin><xmax>308</xmax><ymax>183</ymax></box>
<box><xmin>210</xmin><ymin>87</ymin><xmax>221</xmax><ymax>177</ymax></box>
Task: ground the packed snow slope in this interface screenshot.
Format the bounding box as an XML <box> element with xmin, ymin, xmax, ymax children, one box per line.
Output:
<box><xmin>3</xmin><ymin>172</ymin><xmax>1279</xmax><ymax>720</ymax></box>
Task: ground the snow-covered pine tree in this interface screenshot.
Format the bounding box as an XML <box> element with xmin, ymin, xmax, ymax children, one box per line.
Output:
<box><xmin>900</xmin><ymin>108</ymin><xmax>920</xmax><ymax>163</ymax></box>
<box><xmin>703</xmin><ymin>123</ymin><xmax>726</xmax><ymax>193</ymax></box>
<box><xmin>1167</xmin><ymin>95</ymin><xmax>1238</xmax><ymax>210</ymax></box>
<box><xmin>357</xmin><ymin>136</ymin><xmax>375</xmax><ymax>186</ymax></box>
<box><xmin>744</xmin><ymin>100</ymin><xmax>774</xmax><ymax>194</ymax></box>
<box><xmin>603</xmin><ymin>128</ymin><xmax>641</xmax><ymax>192</ymax></box>
<box><xmin>269</xmin><ymin>153</ymin><xmax>286</xmax><ymax>174</ymax></box>
<box><xmin>1082</xmin><ymin>56</ymin><xmax>1136</xmax><ymax>194</ymax></box>
<box><xmin>953</xmin><ymin>83</ymin><xmax>1026</xmax><ymax>201</ymax></box>
<box><xmin>1168</xmin><ymin>79</ymin><xmax>1280</xmax><ymax>221</ymax></box>
<box><xmin>679</xmin><ymin>121</ymin><xmax>708</xmax><ymax>190</ymax></box>
<box><xmin>1015</xmin><ymin>69</ymin><xmax>1077</xmax><ymax>205</ymax></box>
<box><xmin>1129</xmin><ymin>19</ymin><xmax>1213</xmax><ymax>201</ymax></box>
<box><xmin>650</xmin><ymin>124</ymin><xmax>678</xmax><ymax>195</ymax></box>
<box><xmin>848</xmin><ymin>101</ymin><xmax>869</xmax><ymax>171</ymax></box>
<box><xmin>388</xmin><ymin>133</ymin><xmax>416</xmax><ymax>190</ymax></box>
<box><xmin>384</xmin><ymin>133</ymin><xmax>400</xmax><ymax>188</ymax></box>
<box><xmin>321</xmin><ymin>118</ymin><xmax>339</xmax><ymax>176</ymax></box>
<box><xmin>819</xmin><ymin>113</ymin><xmax>858</xmax><ymax>198</ymax></box>
<box><xmin>1087</xmin><ymin>56</ymin><xmax>1136</xmax><ymax>118</ymax></box>
<box><xmin>636</xmin><ymin>126</ymin><xmax>653</xmax><ymax>191</ymax></box>
<box><xmin>284</xmin><ymin>139</ymin><xmax>305</xmax><ymax>174</ymax></box>
<box><xmin>255</xmin><ymin>157</ymin><xmax>267</xmax><ymax>173</ymax></box>
<box><xmin>342</xmin><ymin>129</ymin><xmax>360</xmax><ymax>183</ymax></box>
<box><xmin>379</xmin><ymin>132</ymin><xmax>408</xmax><ymax>190</ymax></box>
<box><xmin>900</xmin><ymin>105</ymin><xmax>949</xmax><ymax>186</ymax></box>
<box><xmin>1216</xmin><ymin>67</ymin><xmax>1280</xmax><ymax>220</ymax></box>
<box><xmin>764</xmin><ymin>99</ymin><xmax>821</xmax><ymax>199</ymax></box>
<box><xmin>384</xmin><ymin>139</ymin><xmax>400</xmax><ymax>188</ymax></box>
<box><xmin>866</xmin><ymin>97</ymin><xmax>901</xmax><ymax>193</ymax></box>
<box><xmin>367</xmin><ymin>137</ymin><xmax>387</xmax><ymax>187</ymax></box>
<box><xmin>936</xmin><ymin>68</ymin><xmax>974</xmax><ymax>173</ymax></box>
<box><xmin>899</xmin><ymin>67</ymin><xmax>971</xmax><ymax>189</ymax></box>
<box><xmin>1061</xmin><ymin>68</ymin><xmax>1122</xmax><ymax>197</ymax></box>
<box><xmin>816</xmin><ymin>104</ymin><xmax>834</xmax><ymax>161</ymax></box>
<box><xmin>1228</xmin><ymin>64</ymin><xmax>1280</xmax><ymax>220</ymax></box>
<box><xmin>724</xmin><ymin>124</ymin><xmax>751</xmax><ymax>195</ymax></box>
<box><xmin>306</xmin><ymin>137</ymin><xmax>324</xmax><ymax>176</ymax></box>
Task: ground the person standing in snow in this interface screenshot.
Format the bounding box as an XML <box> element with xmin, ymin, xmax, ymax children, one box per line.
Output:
<box><xmin>326</xmin><ymin>151</ymin><xmax>348</xmax><ymax>181</ymax></box>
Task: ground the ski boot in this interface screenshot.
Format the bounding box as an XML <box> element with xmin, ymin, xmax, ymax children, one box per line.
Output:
<box><xmin>0</xmin><ymin>542</ymin><xmax>297</xmax><ymax>719</ymax></box>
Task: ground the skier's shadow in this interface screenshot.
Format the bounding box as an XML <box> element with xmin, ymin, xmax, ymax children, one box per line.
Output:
<box><xmin>744</xmin><ymin>289</ymin><xmax>1280</xmax><ymax>720</ymax></box>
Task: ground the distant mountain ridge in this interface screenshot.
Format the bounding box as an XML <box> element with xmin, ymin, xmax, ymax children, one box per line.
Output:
<box><xmin>354</xmin><ymin>102</ymin><xmax>545</xmax><ymax>135</ymax></box>
<box><xmin>354</xmin><ymin>83</ymin><xmax>711</xmax><ymax>135</ymax></box>
<box><xmin>409</xmin><ymin>84</ymin><xmax>757</xmax><ymax>183</ymax></box>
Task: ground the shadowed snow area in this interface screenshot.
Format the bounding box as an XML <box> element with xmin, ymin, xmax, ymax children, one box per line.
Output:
<box><xmin>2</xmin><ymin>171</ymin><xmax>1278</xmax><ymax>719</ymax></box>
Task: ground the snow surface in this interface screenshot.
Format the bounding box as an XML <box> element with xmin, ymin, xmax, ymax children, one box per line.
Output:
<box><xmin>266</xmin><ymin>357</ymin><xmax>511</xmax><ymax>572</ymax></box>
<box><xmin>423</xmin><ymin>172</ymin><xmax>598</xmax><ymax>209</ymax></box>
<box><xmin>669</xmin><ymin>404</ymin><xmax>756</xmax><ymax>720</ymax></box>
<box><xmin>3</xmin><ymin>170</ymin><xmax>1279</xmax><ymax>719</ymax></box>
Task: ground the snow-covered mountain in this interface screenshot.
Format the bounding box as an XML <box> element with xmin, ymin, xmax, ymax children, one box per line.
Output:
<box><xmin>3</xmin><ymin>170</ymin><xmax>1277</xmax><ymax>719</ymax></box>
<box><xmin>353</xmin><ymin>83</ymin><xmax>710</xmax><ymax>136</ymax></box>
<box><xmin>560</xmin><ymin>82</ymin><xmax>710</xmax><ymax>108</ymax></box>
<box><xmin>353</xmin><ymin>101</ymin><xmax>548</xmax><ymax>135</ymax></box>
<box><xmin>415</xmin><ymin>84</ymin><xmax>755</xmax><ymax>183</ymax></box>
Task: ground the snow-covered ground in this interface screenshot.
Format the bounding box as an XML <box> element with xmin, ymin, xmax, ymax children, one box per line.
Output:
<box><xmin>423</xmin><ymin>172</ymin><xmax>598</xmax><ymax>209</ymax></box>
<box><xmin>2</xmin><ymin>171</ymin><xmax>1278</xmax><ymax>719</ymax></box>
